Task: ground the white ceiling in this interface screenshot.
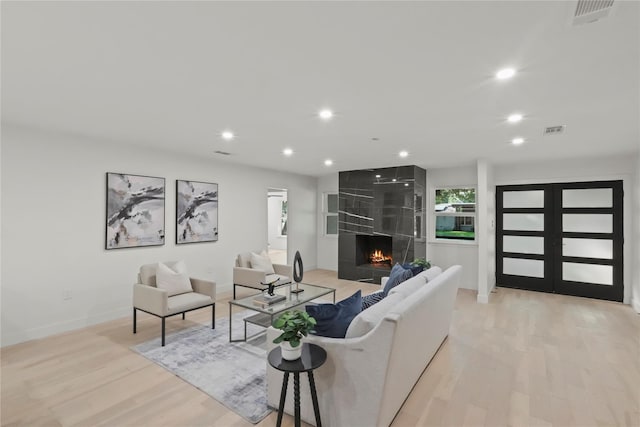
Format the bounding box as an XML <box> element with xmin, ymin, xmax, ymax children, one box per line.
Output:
<box><xmin>2</xmin><ymin>1</ymin><xmax>638</xmax><ymax>176</ymax></box>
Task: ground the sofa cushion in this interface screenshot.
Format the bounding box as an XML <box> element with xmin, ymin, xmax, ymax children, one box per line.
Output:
<box><xmin>421</xmin><ymin>266</ymin><xmax>443</xmax><ymax>282</ymax></box>
<box><xmin>167</xmin><ymin>292</ymin><xmax>212</xmax><ymax>314</ymax></box>
<box><xmin>362</xmin><ymin>291</ymin><xmax>385</xmax><ymax>310</ymax></box>
<box><xmin>156</xmin><ymin>261</ymin><xmax>193</xmax><ymax>297</ymax></box>
<box><xmin>382</xmin><ymin>263</ymin><xmax>414</xmax><ymax>295</ymax></box>
<box><xmin>250</xmin><ymin>252</ymin><xmax>276</xmax><ymax>274</ymax></box>
<box><xmin>388</xmin><ymin>275</ymin><xmax>427</xmax><ymax>298</ymax></box>
<box><xmin>306</xmin><ymin>290</ymin><xmax>362</xmax><ymax>338</ymax></box>
<box><xmin>346</xmin><ymin>293</ymin><xmax>404</xmax><ymax>338</ymax></box>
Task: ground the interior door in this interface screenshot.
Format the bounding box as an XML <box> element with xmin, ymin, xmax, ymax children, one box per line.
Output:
<box><xmin>496</xmin><ymin>180</ymin><xmax>623</xmax><ymax>302</ymax></box>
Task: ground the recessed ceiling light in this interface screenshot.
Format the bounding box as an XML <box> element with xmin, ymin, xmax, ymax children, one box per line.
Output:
<box><xmin>318</xmin><ymin>109</ymin><xmax>334</xmax><ymax>120</ymax></box>
<box><xmin>399</xmin><ymin>150</ymin><xmax>409</xmax><ymax>158</ymax></box>
<box><xmin>221</xmin><ymin>130</ymin><xmax>234</xmax><ymax>141</ymax></box>
<box><xmin>324</xmin><ymin>159</ymin><xmax>333</xmax><ymax>166</ymax></box>
<box><xmin>496</xmin><ymin>68</ymin><xmax>516</xmax><ymax>80</ymax></box>
<box><xmin>511</xmin><ymin>137</ymin><xmax>525</xmax><ymax>145</ymax></box>
<box><xmin>375</xmin><ymin>174</ymin><xmax>381</xmax><ymax>178</ymax></box>
<box><xmin>283</xmin><ymin>148</ymin><xmax>293</xmax><ymax>156</ymax></box>
<box><xmin>507</xmin><ymin>113</ymin><xmax>523</xmax><ymax>123</ymax></box>
<box><xmin>392</xmin><ymin>178</ymin><xmax>397</xmax><ymax>182</ymax></box>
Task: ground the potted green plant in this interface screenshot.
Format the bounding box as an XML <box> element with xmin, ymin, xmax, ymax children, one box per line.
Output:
<box><xmin>411</xmin><ymin>258</ymin><xmax>431</xmax><ymax>270</ymax></box>
<box><xmin>272</xmin><ymin>310</ymin><xmax>317</xmax><ymax>360</ymax></box>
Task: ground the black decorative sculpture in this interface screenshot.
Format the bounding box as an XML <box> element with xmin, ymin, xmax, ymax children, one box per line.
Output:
<box><xmin>291</xmin><ymin>250</ymin><xmax>304</xmax><ymax>294</ymax></box>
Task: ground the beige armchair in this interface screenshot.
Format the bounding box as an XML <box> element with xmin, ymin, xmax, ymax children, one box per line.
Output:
<box><xmin>133</xmin><ymin>261</ymin><xmax>216</xmax><ymax>346</ymax></box>
<box><xmin>233</xmin><ymin>252</ymin><xmax>292</xmax><ymax>299</ymax></box>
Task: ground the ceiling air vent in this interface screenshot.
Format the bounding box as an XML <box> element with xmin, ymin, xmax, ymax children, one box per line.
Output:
<box><xmin>572</xmin><ymin>0</ymin><xmax>615</xmax><ymax>25</ymax></box>
<box><xmin>544</xmin><ymin>125</ymin><xmax>566</xmax><ymax>136</ymax></box>
<box><xmin>214</xmin><ymin>150</ymin><xmax>231</xmax><ymax>156</ymax></box>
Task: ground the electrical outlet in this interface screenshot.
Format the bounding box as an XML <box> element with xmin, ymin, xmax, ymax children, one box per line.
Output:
<box><xmin>62</xmin><ymin>290</ymin><xmax>72</xmax><ymax>300</ymax></box>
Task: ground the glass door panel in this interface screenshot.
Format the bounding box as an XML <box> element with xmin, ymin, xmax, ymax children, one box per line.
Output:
<box><xmin>503</xmin><ymin>236</ymin><xmax>544</xmax><ymax>254</ymax></box>
<box><xmin>503</xmin><ymin>258</ymin><xmax>545</xmax><ymax>278</ymax></box>
<box><xmin>562</xmin><ymin>263</ymin><xmax>613</xmax><ymax>286</ymax></box>
<box><xmin>503</xmin><ymin>190</ymin><xmax>544</xmax><ymax>208</ymax></box>
<box><xmin>562</xmin><ymin>238</ymin><xmax>613</xmax><ymax>259</ymax></box>
<box><xmin>563</xmin><ymin>188</ymin><xmax>612</xmax><ymax>208</ymax></box>
<box><xmin>503</xmin><ymin>213</ymin><xmax>544</xmax><ymax>231</ymax></box>
<box><xmin>562</xmin><ymin>214</ymin><xmax>612</xmax><ymax>233</ymax></box>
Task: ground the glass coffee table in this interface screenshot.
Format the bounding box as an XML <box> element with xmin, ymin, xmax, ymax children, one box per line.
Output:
<box><xmin>229</xmin><ymin>282</ymin><xmax>336</xmax><ymax>342</ymax></box>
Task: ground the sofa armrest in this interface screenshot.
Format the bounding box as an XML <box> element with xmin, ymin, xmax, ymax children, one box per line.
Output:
<box><xmin>190</xmin><ymin>277</ymin><xmax>216</xmax><ymax>300</ymax></box>
<box><xmin>133</xmin><ymin>283</ymin><xmax>168</xmax><ymax>316</ymax></box>
<box><xmin>233</xmin><ymin>267</ymin><xmax>266</xmax><ymax>286</ymax></box>
<box><xmin>266</xmin><ymin>321</ymin><xmax>397</xmax><ymax>427</ymax></box>
<box><xmin>273</xmin><ymin>263</ymin><xmax>292</xmax><ymax>277</ymax></box>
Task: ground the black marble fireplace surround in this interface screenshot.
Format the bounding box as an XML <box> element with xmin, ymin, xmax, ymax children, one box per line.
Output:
<box><xmin>338</xmin><ymin>165</ymin><xmax>426</xmax><ymax>284</ymax></box>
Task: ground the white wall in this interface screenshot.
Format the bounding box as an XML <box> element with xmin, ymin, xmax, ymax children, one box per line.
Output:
<box><xmin>316</xmin><ymin>173</ymin><xmax>338</xmax><ymax>271</ymax></box>
<box><xmin>494</xmin><ymin>153</ymin><xmax>636</xmax><ymax>305</ymax></box>
<box><xmin>427</xmin><ymin>164</ymin><xmax>479</xmax><ymax>290</ymax></box>
<box><xmin>633</xmin><ymin>151</ymin><xmax>640</xmax><ymax>313</ymax></box>
<box><xmin>0</xmin><ymin>124</ymin><xmax>318</xmax><ymax>346</ymax></box>
<box><xmin>267</xmin><ymin>190</ymin><xmax>287</xmax><ymax>251</ymax></box>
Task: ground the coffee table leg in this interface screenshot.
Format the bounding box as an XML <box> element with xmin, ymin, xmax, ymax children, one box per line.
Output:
<box><xmin>294</xmin><ymin>372</ymin><xmax>301</xmax><ymax>427</ymax></box>
<box><xmin>276</xmin><ymin>372</ymin><xmax>289</xmax><ymax>427</ymax></box>
<box><xmin>308</xmin><ymin>371</ymin><xmax>322</xmax><ymax>427</ymax></box>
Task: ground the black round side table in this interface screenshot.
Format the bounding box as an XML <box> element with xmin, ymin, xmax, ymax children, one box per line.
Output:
<box><xmin>268</xmin><ymin>343</ymin><xmax>327</xmax><ymax>427</ymax></box>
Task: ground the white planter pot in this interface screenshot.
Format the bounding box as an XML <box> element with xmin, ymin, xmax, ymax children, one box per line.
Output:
<box><xmin>280</xmin><ymin>341</ymin><xmax>303</xmax><ymax>361</ymax></box>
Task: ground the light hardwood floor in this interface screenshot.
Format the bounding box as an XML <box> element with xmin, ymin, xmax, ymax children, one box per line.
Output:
<box><xmin>2</xmin><ymin>269</ymin><xmax>639</xmax><ymax>426</ymax></box>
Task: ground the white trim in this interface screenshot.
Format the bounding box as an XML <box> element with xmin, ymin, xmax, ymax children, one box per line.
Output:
<box><xmin>632</xmin><ymin>297</ymin><xmax>640</xmax><ymax>314</ymax></box>
<box><xmin>477</xmin><ymin>293</ymin><xmax>489</xmax><ymax>304</ymax></box>
<box><xmin>2</xmin><ymin>307</ymin><xmax>130</xmax><ymax>348</ymax></box>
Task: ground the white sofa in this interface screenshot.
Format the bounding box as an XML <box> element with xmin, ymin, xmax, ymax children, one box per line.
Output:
<box><xmin>266</xmin><ymin>264</ymin><xmax>462</xmax><ymax>427</ymax></box>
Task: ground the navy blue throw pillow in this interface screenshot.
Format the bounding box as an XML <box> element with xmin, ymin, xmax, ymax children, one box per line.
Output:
<box><xmin>362</xmin><ymin>292</ymin><xmax>385</xmax><ymax>310</ymax></box>
<box><xmin>383</xmin><ymin>263</ymin><xmax>414</xmax><ymax>296</ymax></box>
<box><xmin>402</xmin><ymin>263</ymin><xmax>425</xmax><ymax>276</ymax></box>
<box><xmin>306</xmin><ymin>290</ymin><xmax>362</xmax><ymax>338</ymax></box>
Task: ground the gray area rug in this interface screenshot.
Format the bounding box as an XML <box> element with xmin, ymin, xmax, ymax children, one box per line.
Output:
<box><xmin>132</xmin><ymin>312</ymin><xmax>270</xmax><ymax>424</ymax></box>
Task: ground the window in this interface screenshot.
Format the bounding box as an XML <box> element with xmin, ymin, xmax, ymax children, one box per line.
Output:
<box><xmin>434</xmin><ymin>188</ymin><xmax>476</xmax><ymax>241</ymax></box>
<box><xmin>324</xmin><ymin>193</ymin><xmax>338</xmax><ymax>235</ymax></box>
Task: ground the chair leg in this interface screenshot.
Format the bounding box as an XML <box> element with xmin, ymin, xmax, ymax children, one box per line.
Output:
<box><xmin>161</xmin><ymin>317</ymin><xmax>166</xmax><ymax>346</ymax></box>
<box><xmin>182</xmin><ymin>312</ymin><xmax>185</xmax><ymax>320</ymax></box>
<box><xmin>212</xmin><ymin>304</ymin><xmax>216</xmax><ymax>329</ymax></box>
<box><xmin>133</xmin><ymin>308</ymin><xmax>137</xmax><ymax>334</ymax></box>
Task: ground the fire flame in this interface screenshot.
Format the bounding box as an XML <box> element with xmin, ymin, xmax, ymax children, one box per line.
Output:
<box><xmin>370</xmin><ymin>249</ymin><xmax>392</xmax><ymax>264</ymax></box>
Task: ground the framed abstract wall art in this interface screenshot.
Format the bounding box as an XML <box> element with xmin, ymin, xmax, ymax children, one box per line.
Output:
<box><xmin>106</xmin><ymin>172</ymin><xmax>165</xmax><ymax>249</ymax></box>
<box><xmin>176</xmin><ymin>180</ymin><xmax>219</xmax><ymax>244</ymax></box>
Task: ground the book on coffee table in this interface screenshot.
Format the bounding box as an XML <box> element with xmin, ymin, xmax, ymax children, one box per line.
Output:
<box><xmin>253</xmin><ymin>293</ymin><xmax>286</xmax><ymax>307</ymax></box>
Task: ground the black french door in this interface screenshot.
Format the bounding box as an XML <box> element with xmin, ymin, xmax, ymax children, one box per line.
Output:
<box><xmin>496</xmin><ymin>180</ymin><xmax>623</xmax><ymax>302</ymax></box>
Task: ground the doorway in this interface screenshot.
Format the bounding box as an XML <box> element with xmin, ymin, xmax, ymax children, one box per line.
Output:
<box><xmin>496</xmin><ymin>180</ymin><xmax>623</xmax><ymax>302</ymax></box>
<box><xmin>267</xmin><ymin>188</ymin><xmax>288</xmax><ymax>265</ymax></box>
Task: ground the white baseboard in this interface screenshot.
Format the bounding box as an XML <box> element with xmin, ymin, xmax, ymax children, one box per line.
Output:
<box><xmin>632</xmin><ymin>297</ymin><xmax>640</xmax><ymax>314</ymax></box>
<box><xmin>1</xmin><ymin>307</ymin><xmax>131</xmax><ymax>348</ymax></box>
<box><xmin>477</xmin><ymin>293</ymin><xmax>489</xmax><ymax>304</ymax></box>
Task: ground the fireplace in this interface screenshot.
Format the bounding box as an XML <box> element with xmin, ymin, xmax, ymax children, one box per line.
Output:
<box><xmin>338</xmin><ymin>165</ymin><xmax>425</xmax><ymax>284</ymax></box>
<box><xmin>356</xmin><ymin>235</ymin><xmax>392</xmax><ymax>268</ymax></box>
